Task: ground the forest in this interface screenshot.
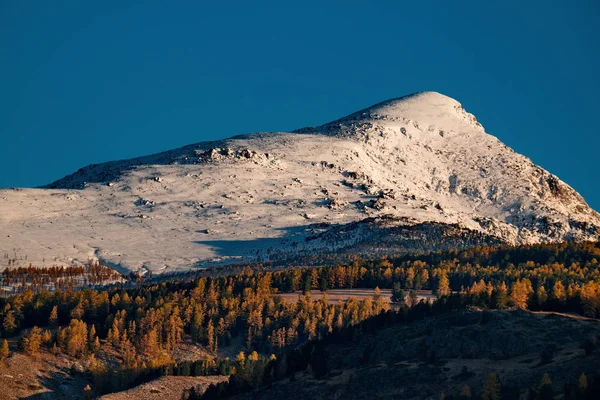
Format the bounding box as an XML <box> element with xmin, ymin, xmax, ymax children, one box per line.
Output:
<box><xmin>184</xmin><ymin>300</ymin><xmax>600</xmax><ymax>400</ymax></box>
<box><xmin>0</xmin><ymin>241</ymin><xmax>599</xmax><ymax>397</ymax></box>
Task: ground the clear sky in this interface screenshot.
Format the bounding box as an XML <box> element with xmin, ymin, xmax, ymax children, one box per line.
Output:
<box><xmin>1</xmin><ymin>1</ymin><xmax>599</xmax><ymax>209</ymax></box>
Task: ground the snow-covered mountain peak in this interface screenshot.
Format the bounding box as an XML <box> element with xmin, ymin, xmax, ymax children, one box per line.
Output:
<box><xmin>1</xmin><ymin>93</ymin><xmax>599</xmax><ymax>274</ymax></box>
<box><xmin>299</xmin><ymin>92</ymin><xmax>484</xmax><ymax>141</ymax></box>
<box><xmin>364</xmin><ymin>91</ymin><xmax>462</xmax><ymax>118</ymax></box>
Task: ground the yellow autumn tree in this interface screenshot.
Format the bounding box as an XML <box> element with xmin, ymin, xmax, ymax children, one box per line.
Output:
<box><xmin>551</xmin><ymin>281</ymin><xmax>566</xmax><ymax>304</ymax></box>
<box><xmin>510</xmin><ymin>278</ymin><xmax>533</xmax><ymax>309</ymax></box>
<box><xmin>0</xmin><ymin>339</ymin><xmax>9</xmax><ymax>360</ymax></box>
<box><xmin>65</xmin><ymin>319</ymin><xmax>88</xmax><ymax>358</ymax></box>
<box><xmin>22</xmin><ymin>326</ymin><xmax>43</xmax><ymax>357</ymax></box>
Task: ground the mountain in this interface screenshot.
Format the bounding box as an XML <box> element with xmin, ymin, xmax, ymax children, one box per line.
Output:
<box><xmin>1</xmin><ymin>92</ymin><xmax>598</xmax><ymax>274</ymax></box>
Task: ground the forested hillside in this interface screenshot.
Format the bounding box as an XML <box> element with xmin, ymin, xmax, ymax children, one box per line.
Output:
<box><xmin>1</xmin><ymin>241</ymin><xmax>600</xmax><ymax>398</ymax></box>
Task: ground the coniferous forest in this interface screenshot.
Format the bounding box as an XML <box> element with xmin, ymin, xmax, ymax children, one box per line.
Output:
<box><xmin>1</xmin><ymin>241</ymin><xmax>600</xmax><ymax>398</ymax></box>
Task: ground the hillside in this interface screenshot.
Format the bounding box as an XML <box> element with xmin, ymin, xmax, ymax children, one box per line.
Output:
<box><xmin>0</xmin><ymin>349</ymin><xmax>224</xmax><ymax>400</ymax></box>
<box><xmin>225</xmin><ymin>309</ymin><xmax>600</xmax><ymax>400</ymax></box>
<box><xmin>2</xmin><ymin>242</ymin><xmax>600</xmax><ymax>399</ymax></box>
<box><xmin>1</xmin><ymin>92</ymin><xmax>599</xmax><ymax>274</ymax></box>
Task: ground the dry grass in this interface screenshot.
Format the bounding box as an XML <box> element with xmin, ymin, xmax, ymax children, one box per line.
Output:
<box><xmin>0</xmin><ymin>351</ymin><xmax>90</xmax><ymax>400</ymax></box>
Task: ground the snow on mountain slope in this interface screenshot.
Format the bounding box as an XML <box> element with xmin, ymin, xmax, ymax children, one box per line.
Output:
<box><xmin>1</xmin><ymin>92</ymin><xmax>598</xmax><ymax>274</ymax></box>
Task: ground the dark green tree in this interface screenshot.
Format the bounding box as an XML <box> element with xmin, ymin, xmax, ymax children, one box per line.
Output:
<box><xmin>391</xmin><ymin>282</ymin><xmax>405</xmax><ymax>304</ymax></box>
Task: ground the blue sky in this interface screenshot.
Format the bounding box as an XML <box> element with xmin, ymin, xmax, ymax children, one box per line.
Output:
<box><xmin>1</xmin><ymin>1</ymin><xmax>599</xmax><ymax>209</ymax></box>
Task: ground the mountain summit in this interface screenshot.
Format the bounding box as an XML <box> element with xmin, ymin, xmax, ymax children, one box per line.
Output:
<box><xmin>2</xmin><ymin>93</ymin><xmax>598</xmax><ymax>274</ymax></box>
<box><xmin>315</xmin><ymin>91</ymin><xmax>478</xmax><ymax>131</ymax></box>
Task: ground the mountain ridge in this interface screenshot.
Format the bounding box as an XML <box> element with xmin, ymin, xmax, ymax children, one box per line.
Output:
<box><xmin>2</xmin><ymin>92</ymin><xmax>598</xmax><ymax>274</ymax></box>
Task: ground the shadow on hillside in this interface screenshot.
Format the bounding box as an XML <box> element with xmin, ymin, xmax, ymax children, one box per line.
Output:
<box><xmin>19</xmin><ymin>368</ymin><xmax>89</xmax><ymax>400</ymax></box>
<box><xmin>193</xmin><ymin>218</ymin><xmax>507</xmax><ymax>265</ymax></box>
<box><xmin>193</xmin><ymin>222</ymin><xmax>342</xmax><ymax>264</ymax></box>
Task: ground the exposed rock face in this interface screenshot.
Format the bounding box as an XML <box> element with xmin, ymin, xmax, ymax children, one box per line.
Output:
<box><xmin>195</xmin><ymin>147</ymin><xmax>271</xmax><ymax>164</ymax></box>
<box><xmin>1</xmin><ymin>92</ymin><xmax>598</xmax><ymax>273</ymax></box>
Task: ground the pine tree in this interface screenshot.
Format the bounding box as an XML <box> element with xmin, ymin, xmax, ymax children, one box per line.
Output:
<box><xmin>551</xmin><ymin>281</ymin><xmax>566</xmax><ymax>304</ymax></box>
<box><xmin>310</xmin><ymin>269</ymin><xmax>320</xmax><ymax>291</ymax></box>
<box><xmin>459</xmin><ymin>384</ymin><xmax>472</xmax><ymax>399</ymax></box>
<box><xmin>70</xmin><ymin>302</ymin><xmax>84</xmax><ymax>320</ymax></box>
<box><xmin>510</xmin><ymin>278</ymin><xmax>533</xmax><ymax>309</ymax></box>
<box><xmin>578</xmin><ymin>372</ymin><xmax>588</xmax><ymax>392</ymax></box>
<box><xmin>22</xmin><ymin>326</ymin><xmax>43</xmax><ymax>357</ymax></box>
<box><xmin>580</xmin><ymin>281</ymin><xmax>600</xmax><ymax>318</ymax></box>
<box><xmin>190</xmin><ymin>307</ymin><xmax>204</xmax><ymax>342</ymax></box>
<box><xmin>319</xmin><ymin>273</ymin><xmax>328</xmax><ymax>292</ymax></box>
<box><xmin>88</xmin><ymin>324</ymin><xmax>99</xmax><ymax>352</ymax></box>
<box><xmin>0</xmin><ymin>339</ymin><xmax>9</xmax><ymax>360</ymax></box>
<box><xmin>236</xmin><ymin>351</ymin><xmax>246</xmax><ymax>368</ymax></box>
<box><xmin>373</xmin><ymin>286</ymin><xmax>381</xmax><ymax>302</ymax></box>
<box><xmin>207</xmin><ymin>319</ymin><xmax>216</xmax><ymax>353</ymax></box>
<box><xmin>92</xmin><ymin>336</ymin><xmax>100</xmax><ymax>354</ymax></box>
<box><xmin>405</xmin><ymin>267</ymin><xmax>416</xmax><ymax>289</ymax></box>
<box><xmin>391</xmin><ymin>282</ymin><xmax>405</xmax><ymax>303</ymax></box>
<box><xmin>481</xmin><ymin>373</ymin><xmax>501</xmax><ymax>400</ymax></box>
<box><xmin>49</xmin><ymin>305</ymin><xmax>59</xmax><ymax>327</ymax></box>
<box><xmin>142</xmin><ymin>328</ymin><xmax>161</xmax><ymax>361</ymax></box>
<box><xmin>419</xmin><ymin>269</ymin><xmax>429</xmax><ymax>290</ymax></box>
<box><xmin>435</xmin><ymin>271</ymin><xmax>450</xmax><ymax>297</ymax></box>
<box><xmin>407</xmin><ymin>290</ymin><xmax>418</xmax><ymax>307</ymax></box>
<box><xmin>109</xmin><ymin>319</ymin><xmax>120</xmax><ymax>346</ymax></box>
<box><xmin>490</xmin><ymin>282</ymin><xmax>509</xmax><ymax>308</ymax></box>
<box><xmin>41</xmin><ymin>329</ymin><xmax>52</xmax><ymax>346</ymax></box>
<box><xmin>2</xmin><ymin>310</ymin><xmax>17</xmax><ymax>335</ymax></box>
<box><xmin>66</xmin><ymin>319</ymin><xmax>88</xmax><ymax>358</ymax></box>
<box><xmin>303</xmin><ymin>274</ymin><xmax>312</xmax><ymax>294</ymax></box>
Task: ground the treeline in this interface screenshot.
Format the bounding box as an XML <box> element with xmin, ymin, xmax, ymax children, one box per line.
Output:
<box><xmin>1</xmin><ymin>259</ymin><xmax>124</xmax><ymax>294</ymax></box>
<box><xmin>243</xmin><ymin>239</ymin><xmax>600</xmax><ymax>272</ymax></box>
<box><xmin>263</xmin><ymin>240</ymin><xmax>600</xmax><ymax>317</ymax></box>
